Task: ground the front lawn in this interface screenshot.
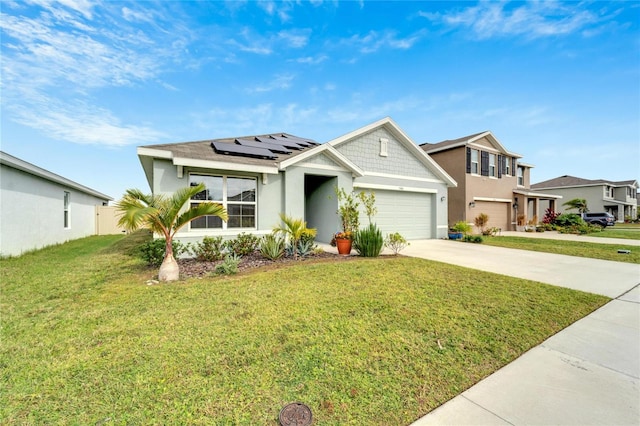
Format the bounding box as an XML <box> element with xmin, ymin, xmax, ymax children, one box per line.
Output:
<box><xmin>589</xmin><ymin>223</ymin><xmax>640</xmax><ymax>240</ymax></box>
<box><xmin>481</xmin><ymin>236</ymin><xmax>640</xmax><ymax>264</ymax></box>
<box><xmin>0</xmin><ymin>235</ymin><xmax>608</xmax><ymax>425</ymax></box>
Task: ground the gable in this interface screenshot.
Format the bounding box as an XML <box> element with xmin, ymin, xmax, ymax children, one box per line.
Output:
<box><xmin>472</xmin><ymin>136</ymin><xmax>499</xmax><ymax>151</ymax></box>
<box><xmin>334</xmin><ymin>127</ymin><xmax>437</xmax><ymax>180</ymax></box>
<box><xmin>299</xmin><ymin>152</ymin><xmax>346</xmax><ymax>170</ymax></box>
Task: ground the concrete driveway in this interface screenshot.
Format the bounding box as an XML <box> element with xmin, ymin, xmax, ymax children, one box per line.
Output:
<box><xmin>406</xmin><ymin>236</ymin><xmax>640</xmax><ymax>425</ymax></box>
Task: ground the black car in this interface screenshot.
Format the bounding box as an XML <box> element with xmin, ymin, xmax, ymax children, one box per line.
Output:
<box><xmin>583</xmin><ymin>212</ymin><xmax>615</xmax><ymax>227</ymax></box>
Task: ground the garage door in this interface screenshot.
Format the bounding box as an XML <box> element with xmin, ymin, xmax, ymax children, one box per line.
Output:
<box><xmin>473</xmin><ymin>201</ymin><xmax>509</xmax><ymax>231</ymax></box>
<box><xmin>361</xmin><ymin>190</ymin><xmax>432</xmax><ymax>239</ymax></box>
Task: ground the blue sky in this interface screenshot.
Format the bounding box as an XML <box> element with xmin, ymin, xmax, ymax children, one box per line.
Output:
<box><xmin>1</xmin><ymin>0</ymin><xmax>638</xmax><ymax>200</ymax></box>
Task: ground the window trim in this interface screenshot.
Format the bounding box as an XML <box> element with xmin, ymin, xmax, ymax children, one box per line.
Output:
<box><xmin>188</xmin><ymin>173</ymin><xmax>257</xmax><ymax>231</ymax></box>
<box><xmin>489</xmin><ymin>153</ymin><xmax>497</xmax><ymax>177</ymax></box>
<box><xmin>517</xmin><ymin>166</ymin><xmax>524</xmax><ymax>186</ymax></box>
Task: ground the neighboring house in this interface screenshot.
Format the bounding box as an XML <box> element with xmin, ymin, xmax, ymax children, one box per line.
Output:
<box><xmin>0</xmin><ymin>151</ymin><xmax>113</xmax><ymax>257</ymax></box>
<box><xmin>531</xmin><ymin>175</ymin><xmax>639</xmax><ymax>222</ymax></box>
<box><xmin>421</xmin><ymin>131</ymin><xmax>561</xmax><ymax>231</ymax></box>
<box><xmin>137</xmin><ymin>117</ymin><xmax>456</xmax><ymax>243</ymax></box>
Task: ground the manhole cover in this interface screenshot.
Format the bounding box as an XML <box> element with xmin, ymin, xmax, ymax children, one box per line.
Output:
<box><xmin>279</xmin><ymin>402</ymin><xmax>313</xmax><ymax>426</ymax></box>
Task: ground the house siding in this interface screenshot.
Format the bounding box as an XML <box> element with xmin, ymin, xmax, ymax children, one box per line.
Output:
<box><xmin>335</xmin><ymin>128</ymin><xmax>436</xmax><ymax>180</ymax></box>
<box><xmin>0</xmin><ymin>164</ymin><xmax>106</xmax><ymax>257</ymax></box>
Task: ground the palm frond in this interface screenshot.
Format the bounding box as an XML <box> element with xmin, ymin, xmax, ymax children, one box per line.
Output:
<box><xmin>173</xmin><ymin>202</ymin><xmax>228</xmax><ymax>235</ymax></box>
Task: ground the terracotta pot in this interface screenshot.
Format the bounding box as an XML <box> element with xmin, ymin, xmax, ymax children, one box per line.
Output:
<box><xmin>335</xmin><ymin>238</ymin><xmax>352</xmax><ymax>255</ymax></box>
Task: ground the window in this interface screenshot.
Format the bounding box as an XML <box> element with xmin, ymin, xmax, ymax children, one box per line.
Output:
<box><xmin>605</xmin><ymin>186</ymin><xmax>614</xmax><ymax>198</ymax></box>
<box><xmin>470</xmin><ymin>149</ymin><xmax>479</xmax><ymax>174</ymax></box>
<box><xmin>63</xmin><ymin>191</ymin><xmax>70</xmax><ymax>228</ymax></box>
<box><xmin>489</xmin><ymin>153</ymin><xmax>497</xmax><ymax>177</ymax></box>
<box><xmin>189</xmin><ymin>174</ymin><xmax>256</xmax><ymax>230</ymax></box>
<box><xmin>505</xmin><ymin>156</ymin><xmax>510</xmax><ymax>175</ymax></box>
<box><xmin>517</xmin><ymin>166</ymin><xmax>524</xmax><ymax>186</ymax></box>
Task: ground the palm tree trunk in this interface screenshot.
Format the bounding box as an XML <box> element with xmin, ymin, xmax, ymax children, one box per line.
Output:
<box><xmin>158</xmin><ymin>238</ymin><xmax>179</xmax><ymax>281</ymax></box>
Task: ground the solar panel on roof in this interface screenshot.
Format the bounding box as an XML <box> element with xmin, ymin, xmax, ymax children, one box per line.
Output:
<box><xmin>211</xmin><ymin>141</ymin><xmax>277</xmax><ymax>159</ymax></box>
<box><xmin>270</xmin><ymin>135</ymin><xmax>312</xmax><ymax>147</ymax></box>
<box><xmin>236</xmin><ymin>138</ymin><xmax>292</xmax><ymax>154</ymax></box>
<box><xmin>255</xmin><ymin>136</ymin><xmax>303</xmax><ymax>150</ymax></box>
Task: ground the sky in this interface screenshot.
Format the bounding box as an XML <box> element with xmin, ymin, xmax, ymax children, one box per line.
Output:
<box><xmin>1</xmin><ymin>0</ymin><xmax>639</xmax><ymax>201</ymax></box>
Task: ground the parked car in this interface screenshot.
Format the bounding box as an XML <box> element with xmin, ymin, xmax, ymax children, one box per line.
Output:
<box><xmin>583</xmin><ymin>212</ymin><xmax>615</xmax><ymax>227</ymax></box>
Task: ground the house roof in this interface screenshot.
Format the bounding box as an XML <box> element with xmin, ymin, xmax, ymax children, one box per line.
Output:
<box><xmin>420</xmin><ymin>130</ymin><xmax>523</xmax><ymax>159</ymax></box>
<box><xmin>138</xmin><ymin>133</ymin><xmax>321</xmax><ymax>185</ymax></box>
<box><xmin>0</xmin><ymin>151</ymin><xmax>112</xmax><ymax>201</ymax></box>
<box><xmin>138</xmin><ymin>117</ymin><xmax>457</xmax><ymax>188</ymax></box>
<box><xmin>531</xmin><ymin>175</ymin><xmax>639</xmax><ymax>190</ymax></box>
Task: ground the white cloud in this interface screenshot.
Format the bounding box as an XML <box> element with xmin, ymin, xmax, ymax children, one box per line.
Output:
<box><xmin>420</xmin><ymin>1</ymin><xmax>606</xmax><ymax>40</ymax></box>
<box><xmin>278</xmin><ymin>29</ymin><xmax>310</xmax><ymax>48</ymax></box>
<box><xmin>247</xmin><ymin>74</ymin><xmax>296</xmax><ymax>93</ymax></box>
<box><xmin>343</xmin><ymin>29</ymin><xmax>425</xmax><ymax>54</ymax></box>
<box><xmin>9</xmin><ymin>97</ymin><xmax>165</xmax><ymax>146</ymax></box>
<box><xmin>0</xmin><ymin>1</ymin><xmax>189</xmax><ymax>146</ymax></box>
<box><xmin>295</xmin><ymin>55</ymin><xmax>328</xmax><ymax>64</ymax></box>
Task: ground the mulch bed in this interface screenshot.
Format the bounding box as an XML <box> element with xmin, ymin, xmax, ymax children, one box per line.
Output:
<box><xmin>178</xmin><ymin>251</ymin><xmax>355</xmax><ymax>279</ymax></box>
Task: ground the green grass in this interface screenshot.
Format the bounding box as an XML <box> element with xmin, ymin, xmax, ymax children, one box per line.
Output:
<box><xmin>589</xmin><ymin>223</ymin><xmax>640</xmax><ymax>240</ymax></box>
<box><xmin>482</xmin><ymin>236</ymin><xmax>640</xmax><ymax>264</ymax></box>
<box><xmin>1</xmin><ymin>235</ymin><xmax>608</xmax><ymax>425</ymax></box>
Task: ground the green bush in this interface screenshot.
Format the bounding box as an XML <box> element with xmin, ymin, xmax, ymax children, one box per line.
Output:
<box><xmin>384</xmin><ymin>232</ymin><xmax>409</xmax><ymax>255</ymax></box>
<box><xmin>225</xmin><ymin>233</ymin><xmax>260</xmax><ymax>256</ymax></box>
<box><xmin>139</xmin><ymin>238</ymin><xmax>190</xmax><ymax>266</ymax></box>
<box><xmin>260</xmin><ymin>234</ymin><xmax>285</xmax><ymax>261</ymax></box>
<box><xmin>554</xmin><ymin>213</ymin><xmax>584</xmax><ymax>227</ymax></box>
<box><xmin>451</xmin><ymin>221</ymin><xmax>472</xmax><ymax>234</ymax></box>
<box><xmin>191</xmin><ymin>236</ymin><xmax>225</xmax><ymax>262</ymax></box>
<box><xmin>215</xmin><ymin>253</ymin><xmax>241</xmax><ymax>275</ymax></box>
<box><xmin>354</xmin><ymin>224</ymin><xmax>384</xmax><ymax>257</ymax></box>
<box><xmin>463</xmin><ymin>235</ymin><xmax>483</xmax><ymax>243</ymax></box>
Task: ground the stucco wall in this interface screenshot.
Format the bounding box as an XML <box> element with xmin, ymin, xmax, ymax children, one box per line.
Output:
<box><xmin>0</xmin><ymin>165</ymin><xmax>105</xmax><ymax>257</ymax></box>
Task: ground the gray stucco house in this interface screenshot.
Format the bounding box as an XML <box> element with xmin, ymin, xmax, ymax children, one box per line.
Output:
<box><xmin>137</xmin><ymin>117</ymin><xmax>456</xmax><ymax>244</ymax></box>
<box><xmin>531</xmin><ymin>175</ymin><xmax>638</xmax><ymax>222</ymax></box>
<box><xmin>0</xmin><ymin>151</ymin><xmax>112</xmax><ymax>257</ymax></box>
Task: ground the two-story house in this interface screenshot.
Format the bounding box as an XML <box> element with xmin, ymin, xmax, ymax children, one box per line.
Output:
<box><xmin>531</xmin><ymin>176</ymin><xmax>638</xmax><ymax>222</ymax></box>
<box><xmin>421</xmin><ymin>131</ymin><xmax>561</xmax><ymax>231</ymax></box>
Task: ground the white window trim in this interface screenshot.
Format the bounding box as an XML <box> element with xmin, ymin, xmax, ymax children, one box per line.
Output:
<box><xmin>379</xmin><ymin>137</ymin><xmax>388</xmax><ymax>157</ymax></box>
<box><xmin>188</xmin><ymin>173</ymin><xmax>257</xmax><ymax>231</ymax></box>
<box><xmin>471</xmin><ymin>149</ymin><xmax>480</xmax><ymax>175</ymax></box>
<box><xmin>489</xmin><ymin>153</ymin><xmax>497</xmax><ymax>178</ymax></box>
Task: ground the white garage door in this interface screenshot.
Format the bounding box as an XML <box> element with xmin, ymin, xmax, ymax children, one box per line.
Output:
<box><xmin>362</xmin><ymin>190</ymin><xmax>432</xmax><ymax>239</ymax></box>
<box><xmin>474</xmin><ymin>201</ymin><xmax>509</xmax><ymax>230</ymax></box>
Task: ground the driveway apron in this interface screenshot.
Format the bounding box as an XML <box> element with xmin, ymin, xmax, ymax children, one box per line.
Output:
<box><xmin>406</xmin><ymin>239</ymin><xmax>640</xmax><ymax>426</ymax></box>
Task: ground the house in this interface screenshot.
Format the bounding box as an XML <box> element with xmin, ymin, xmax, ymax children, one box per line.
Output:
<box><xmin>420</xmin><ymin>131</ymin><xmax>561</xmax><ymax>231</ymax></box>
<box><xmin>0</xmin><ymin>151</ymin><xmax>113</xmax><ymax>257</ymax></box>
<box><xmin>137</xmin><ymin>117</ymin><xmax>456</xmax><ymax>244</ymax></box>
<box><xmin>531</xmin><ymin>175</ymin><xmax>639</xmax><ymax>222</ymax></box>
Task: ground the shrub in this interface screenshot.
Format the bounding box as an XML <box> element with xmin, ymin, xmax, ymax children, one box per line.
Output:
<box><xmin>354</xmin><ymin>224</ymin><xmax>384</xmax><ymax>257</ymax></box>
<box><xmin>384</xmin><ymin>232</ymin><xmax>409</xmax><ymax>255</ymax></box>
<box><xmin>225</xmin><ymin>233</ymin><xmax>260</xmax><ymax>256</ymax></box>
<box><xmin>191</xmin><ymin>236</ymin><xmax>225</xmax><ymax>262</ymax></box>
<box><xmin>451</xmin><ymin>221</ymin><xmax>472</xmax><ymax>234</ymax></box>
<box><xmin>215</xmin><ymin>253</ymin><xmax>241</xmax><ymax>275</ymax></box>
<box><xmin>542</xmin><ymin>208</ymin><xmax>560</xmax><ymax>224</ymax></box>
<box><xmin>474</xmin><ymin>213</ymin><xmax>489</xmax><ymax>234</ymax></box>
<box><xmin>140</xmin><ymin>238</ymin><xmax>190</xmax><ymax>267</ymax></box>
<box><xmin>554</xmin><ymin>213</ymin><xmax>584</xmax><ymax>228</ymax></box>
<box><xmin>260</xmin><ymin>234</ymin><xmax>285</xmax><ymax>261</ymax></box>
<box><xmin>463</xmin><ymin>235</ymin><xmax>483</xmax><ymax>243</ymax></box>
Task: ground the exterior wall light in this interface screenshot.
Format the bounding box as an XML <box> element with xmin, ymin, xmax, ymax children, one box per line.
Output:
<box><xmin>441</xmin><ymin>196</ymin><xmax>446</xmax><ymax>202</ymax></box>
<box><xmin>469</xmin><ymin>201</ymin><xmax>476</xmax><ymax>208</ymax></box>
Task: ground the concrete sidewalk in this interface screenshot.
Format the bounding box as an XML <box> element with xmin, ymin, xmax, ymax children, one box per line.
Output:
<box><xmin>405</xmin><ymin>239</ymin><xmax>640</xmax><ymax>425</ymax></box>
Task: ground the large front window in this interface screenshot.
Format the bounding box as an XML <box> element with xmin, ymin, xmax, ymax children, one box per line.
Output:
<box><xmin>189</xmin><ymin>174</ymin><xmax>256</xmax><ymax>229</ymax></box>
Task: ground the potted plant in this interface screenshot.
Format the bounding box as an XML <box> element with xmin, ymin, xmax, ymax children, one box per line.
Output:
<box><xmin>448</xmin><ymin>221</ymin><xmax>471</xmax><ymax>240</ymax></box>
<box><xmin>333</xmin><ymin>187</ymin><xmax>360</xmax><ymax>255</ymax></box>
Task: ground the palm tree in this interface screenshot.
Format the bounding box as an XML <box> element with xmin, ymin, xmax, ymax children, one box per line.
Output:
<box><xmin>563</xmin><ymin>198</ymin><xmax>589</xmax><ymax>215</ymax></box>
<box><xmin>273</xmin><ymin>213</ymin><xmax>316</xmax><ymax>260</ymax></box>
<box><xmin>116</xmin><ymin>183</ymin><xmax>228</xmax><ymax>281</ymax></box>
